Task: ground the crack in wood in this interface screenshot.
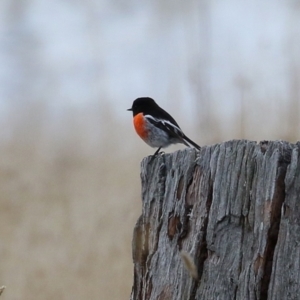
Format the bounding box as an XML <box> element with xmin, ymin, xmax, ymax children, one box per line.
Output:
<box><xmin>259</xmin><ymin>148</ymin><xmax>291</xmax><ymax>300</ymax></box>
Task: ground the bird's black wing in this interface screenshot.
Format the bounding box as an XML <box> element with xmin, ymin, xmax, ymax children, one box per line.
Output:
<box><xmin>145</xmin><ymin>115</ymin><xmax>201</xmax><ymax>150</ymax></box>
<box><xmin>145</xmin><ymin>115</ymin><xmax>189</xmax><ymax>146</ymax></box>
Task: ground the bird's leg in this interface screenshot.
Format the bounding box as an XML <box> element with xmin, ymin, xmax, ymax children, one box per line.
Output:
<box><xmin>149</xmin><ymin>147</ymin><xmax>163</xmax><ymax>163</ymax></box>
<box><xmin>153</xmin><ymin>147</ymin><xmax>162</xmax><ymax>156</ymax></box>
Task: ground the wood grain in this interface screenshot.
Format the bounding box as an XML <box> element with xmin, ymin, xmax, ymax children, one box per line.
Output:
<box><xmin>131</xmin><ymin>140</ymin><xmax>296</xmax><ymax>300</ymax></box>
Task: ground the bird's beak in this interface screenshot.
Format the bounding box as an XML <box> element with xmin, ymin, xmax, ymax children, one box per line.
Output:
<box><xmin>127</xmin><ymin>108</ymin><xmax>132</xmax><ymax>111</ymax></box>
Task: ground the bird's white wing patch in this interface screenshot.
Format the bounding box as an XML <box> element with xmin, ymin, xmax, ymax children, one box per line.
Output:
<box><xmin>144</xmin><ymin>115</ymin><xmax>182</xmax><ymax>135</ymax></box>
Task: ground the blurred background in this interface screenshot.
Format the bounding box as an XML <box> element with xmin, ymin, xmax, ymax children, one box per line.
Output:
<box><xmin>0</xmin><ymin>0</ymin><xmax>300</xmax><ymax>299</ymax></box>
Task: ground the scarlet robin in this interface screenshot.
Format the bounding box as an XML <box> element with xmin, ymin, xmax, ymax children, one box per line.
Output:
<box><xmin>128</xmin><ymin>97</ymin><xmax>200</xmax><ymax>156</ymax></box>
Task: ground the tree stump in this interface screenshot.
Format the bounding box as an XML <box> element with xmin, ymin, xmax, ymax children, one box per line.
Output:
<box><xmin>131</xmin><ymin>140</ymin><xmax>300</xmax><ymax>300</ymax></box>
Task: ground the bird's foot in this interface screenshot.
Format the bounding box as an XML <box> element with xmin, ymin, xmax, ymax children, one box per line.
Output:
<box><xmin>149</xmin><ymin>150</ymin><xmax>165</xmax><ymax>163</ymax></box>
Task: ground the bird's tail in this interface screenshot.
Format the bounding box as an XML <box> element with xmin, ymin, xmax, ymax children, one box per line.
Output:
<box><xmin>182</xmin><ymin>135</ymin><xmax>201</xmax><ymax>150</ymax></box>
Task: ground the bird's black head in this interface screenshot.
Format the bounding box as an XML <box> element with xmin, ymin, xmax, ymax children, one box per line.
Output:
<box><xmin>127</xmin><ymin>97</ymin><xmax>159</xmax><ymax>116</ymax></box>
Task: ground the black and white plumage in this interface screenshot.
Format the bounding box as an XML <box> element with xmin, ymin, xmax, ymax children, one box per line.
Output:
<box><xmin>128</xmin><ymin>97</ymin><xmax>201</xmax><ymax>156</ymax></box>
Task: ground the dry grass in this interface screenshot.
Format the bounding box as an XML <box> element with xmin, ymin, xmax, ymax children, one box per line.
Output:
<box><xmin>0</xmin><ymin>102</ymin><xmax>142</xmax><ymax>300</ymax></box>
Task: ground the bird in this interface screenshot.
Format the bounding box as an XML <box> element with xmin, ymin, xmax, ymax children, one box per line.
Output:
<box><xmin>127</xmin><ymin>97</ymin><xmax>201</xmax><ymax>156</ymax></box>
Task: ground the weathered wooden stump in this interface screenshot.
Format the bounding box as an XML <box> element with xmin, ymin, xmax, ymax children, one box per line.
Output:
<box><xmin>131</xmin><ymin>140</ymin><xmax>300</xmax><ymax>300</ymax></box>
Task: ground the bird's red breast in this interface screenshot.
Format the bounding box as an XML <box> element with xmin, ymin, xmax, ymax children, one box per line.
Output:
<box><xmin>133</xmin><ymin>113</ymin><xmax>148</xmax><ymax>140</ymax></box>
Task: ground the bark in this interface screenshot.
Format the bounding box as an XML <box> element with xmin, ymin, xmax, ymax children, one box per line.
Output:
<box><xmin>131</xmin><ymin>140</ymin><xmax>300</xmax><ymax>300</ymax></box>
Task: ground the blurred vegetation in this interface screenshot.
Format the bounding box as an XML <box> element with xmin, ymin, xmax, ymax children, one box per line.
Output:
<box><xmin>0</xmin><ymin>101</ymin><xmax>141</xmax><ymax>299</ymax></box>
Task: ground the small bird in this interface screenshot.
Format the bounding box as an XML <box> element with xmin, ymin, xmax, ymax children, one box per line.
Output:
<box><xmin>128</xmin><ymin>97</ymin><xmax>201</xmax><ymax>156</ymax></box>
